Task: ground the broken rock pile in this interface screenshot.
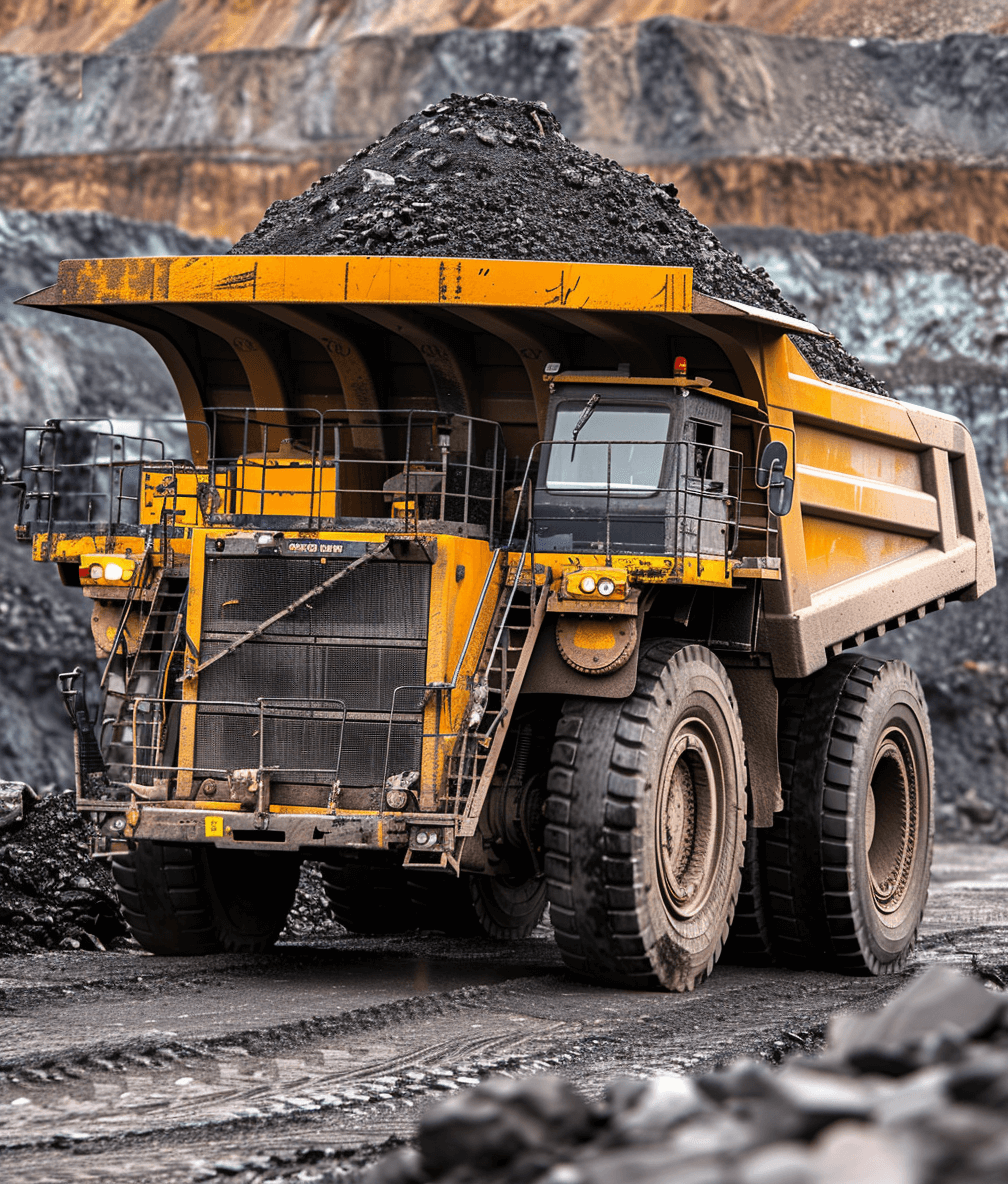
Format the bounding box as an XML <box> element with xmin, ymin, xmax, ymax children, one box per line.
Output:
<box><xmin>360</xmin><ymin>967</ymin><xmax>1008</xmax><ymax>1184</ymax></box>
<box><xmin>0</xmin><ymin>787</ymin><xmax>128</xmax><ymax>953</ymax></box>
<box><xmin>231</xmin><ymin>93</ymin><xmax>884</xmax><ymax>398</ymax></box>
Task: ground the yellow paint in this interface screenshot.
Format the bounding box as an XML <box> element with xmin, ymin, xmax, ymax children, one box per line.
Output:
<box><xmin>794</xmin><ymin>424</ymin><xmax>923</xmax><ymax>491</ymax></box>
<box><xmin>549</xmin><ymin>374</ymin><xmax>760</xmax><ymax>410</ymax></box>
<box><xmin>562</xmin><ymin>566</ymin><xmax>628</xmax><ymax>600</ymax></box>
<box><xmin>803</xmin><ymin>517</ymin><xmax>931</xmax><ymax>594</ymax></box>
<box><xmin>35</xmin><ymin>255</ymin><xmax>693</xmax><ymax>315</ymax></box>
<box><xmin>797</xmin><ymin>465</ymin><xmax>939</xmax><ymax>537</ymax></box>
<box><xmin>204</xmin><ymin>815</ymin><xmax>224</xmax><ymax>837</ymax></box>
<box><xmin>422</xmin><ymin>535</ymin><xmax>503</xmax><ymax>808</ymax></box>
<box><xmin>177</xmin><ymin>529</ymin><xmax>209</xmax><ymax>799</ymax></box>
<box><xmin>519</xmin><ymin>551</ymin><xmax>734</xmax><ymax>588</ymax></box>
<box><xmin>140</xmin><ymin>470</ymin><xmax>203</xmax><ymax>527</ymax></box>
<box><xmin>267</xmin><ymin>804</ymin><xmax>386</xmax><ymax>815</ymax></box>
<box><xmin>572</xmin><ymin>619</ymin><xmax>617</xmax><ymax>648</ymax></box>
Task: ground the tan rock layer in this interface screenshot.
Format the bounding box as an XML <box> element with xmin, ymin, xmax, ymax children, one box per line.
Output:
<box><xmin>2</xmin><ymin>0</ymin><xmax>1007</xmax><ymax>55</ymax></box>
<box><xmin>4</xmin><ymin>151</ymin><xmax>1007</xmax><ymax>249</ymax></box>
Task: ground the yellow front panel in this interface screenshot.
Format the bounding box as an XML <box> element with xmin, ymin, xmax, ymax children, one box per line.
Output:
<box><xmin>422</xmin><ymin>536</ymin><xmax>503</xmax><ymax>809</ymax></box>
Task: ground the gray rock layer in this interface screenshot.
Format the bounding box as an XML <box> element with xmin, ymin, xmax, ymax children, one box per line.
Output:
<box><xmin>3</xmin><ymin>21</ymin><xmax>1008</xmax><ymax>169</ymax></box>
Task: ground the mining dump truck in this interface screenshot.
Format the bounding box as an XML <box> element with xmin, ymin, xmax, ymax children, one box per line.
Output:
<box><xmin>3</xmin><ymin>255</ymin><xmax>994</xmax><ymax>989</ymax></box>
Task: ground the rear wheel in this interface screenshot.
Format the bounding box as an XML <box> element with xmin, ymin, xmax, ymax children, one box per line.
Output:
<box><xmin>721</xmin><ymin>828</ymin><xmax>774</xmax><ymax>965</ymax></box>
<box><xmin>111</xmin><ymin>841</ymin><xmax>300</xmax><ymax>955</ymax></box>
<box><xmin>469</xmin><ymin>873</ymin><xmax>547</xmax><ymax>940</ymax></box>
<box><xmin>319</xmin><ymin>851</ymin><xmax>414</xmax><ymax>934</ymax></box>
<box><xmin>764</xmin><ymin>655</ymin><xmax>933</xmax><ymax>974</ymax></box>
<box><xmin>544</xmin><ymin>641</ymin><xmax>747</xmax><ymax>990</ymax></box>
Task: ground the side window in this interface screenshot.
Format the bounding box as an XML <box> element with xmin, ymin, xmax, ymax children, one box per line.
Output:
<box><xmin>690</xmin><ymin>420</ymin><xmax>717</xmax><ymax>482</ymax></box>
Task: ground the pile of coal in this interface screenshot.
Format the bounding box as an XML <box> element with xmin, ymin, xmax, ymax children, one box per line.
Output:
<box><xmin>354</xmin><ymin>967</ymin><xmax>1008</xmax><ymax>1184</ymax></box>
<box><xmin>230</xmin><ymin>93</ymin><xmax>884</xmax><ymax>398</ymax></box>
<box><xmin>279</xmin><ymin>862</ymin><xmax>345</xmax><ymax>943</ymax></box>
<box><xmin>0</xmin><ymin>787</ymin><xmax>128</xmax><ymax>953</ymax></box>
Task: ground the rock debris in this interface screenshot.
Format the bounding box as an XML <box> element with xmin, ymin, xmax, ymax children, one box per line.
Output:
<box><xmin>348</xmin><ymin>966</ymin><xmax>1008</xmax><ymax>1184</ymax></box>
<box><xmin>0</xmin><ymin>789</ymin><xmax>127</xmax><ymax>953</ymax></box>
<box><xmin>231</xmin><ymin>93</ymin><xmax>886</xmax><ymax>397</ymax></box>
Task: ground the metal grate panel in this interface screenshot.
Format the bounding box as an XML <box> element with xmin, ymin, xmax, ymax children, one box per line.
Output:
<box><xmin>195</xmin><ymin>555</ymin><xmax>430</xmax><ymax>787</ymax></box>
<box><xmin>196</xmin><ymin>641</ymin><xmax>426</xmax><ymax>714</ymax></box>
<box><xmin>203</xmin><ymin>556</ymin><xmax>430</xmax><ymax>639</ymax></box>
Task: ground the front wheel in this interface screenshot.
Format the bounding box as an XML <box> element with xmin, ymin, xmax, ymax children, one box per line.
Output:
<box><xmin>544</xmin><ymin>641</ymin><xmax>748</xmax><ymax>991</ymax></box>
<box><xmin>112</xmin><ymin>841</ymin><xmax>301</xmax><ymax>954</ymax></box>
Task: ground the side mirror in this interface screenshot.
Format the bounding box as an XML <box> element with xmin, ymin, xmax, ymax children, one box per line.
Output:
<box><xmin>756</xmin><ymin>440</ymin><xmax>794</xmax><ymax>517</ymax></box>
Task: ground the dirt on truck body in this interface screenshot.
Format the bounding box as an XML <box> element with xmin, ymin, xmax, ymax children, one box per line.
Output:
<box><xmin>3</xmin><ymin>248</ymin><xmax>994</xmax><ymax>989</ymax></box>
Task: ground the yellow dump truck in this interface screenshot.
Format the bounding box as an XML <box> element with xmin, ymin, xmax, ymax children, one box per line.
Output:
<box><xmin>4</xmin><ymin>254</ymin><xmax>995</xmax><ymax>988</ymax></box>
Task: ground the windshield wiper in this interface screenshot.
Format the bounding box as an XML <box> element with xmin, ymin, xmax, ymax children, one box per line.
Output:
<box><xmin>570</xmin><ymin>393</ymin><xmax>600</xmax><ymax>459</ymax></box>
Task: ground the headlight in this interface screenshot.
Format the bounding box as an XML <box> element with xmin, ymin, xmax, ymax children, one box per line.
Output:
<box><xmin>597</xmin><ymin>577</ymin><xmax>616</xmax><ymax>596</ymax></box>
<box><xmin>89</xmin><ymin>564</ymin><xmax>103</xmax><ymax>580</ymax></box>
<box><xmin>104</xmin><ymin>561</ymin><xmax>124</xmax><ymax>581</ymax></box>
<box><xmin>579</xmin><ymin>575</ymin><xmax>597</xmax><ymax>593</ymax></box>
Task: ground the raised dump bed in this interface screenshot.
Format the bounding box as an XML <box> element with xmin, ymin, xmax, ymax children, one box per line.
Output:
<box><xmin>5</xmin><ymin>252</ymin><xmax>994</xmax><ymax>987</ymax></box>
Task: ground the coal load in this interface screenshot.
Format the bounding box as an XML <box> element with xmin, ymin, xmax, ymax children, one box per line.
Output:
<box><xmin>0</xmin><ymin>788</ymin><xmax>128</xmax><ymax>953</ymax></box>
<box><xmin>231</xmin><ymin>93</ymin><xmax>884</xmax><ymax>398</ymax></box>
<box><xmin>349</xmin><ymin>967</ymin><xmax>1008</xmax><ymax>1184</ymax></box>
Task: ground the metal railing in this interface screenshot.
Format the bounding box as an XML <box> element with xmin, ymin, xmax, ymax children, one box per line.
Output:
<box><xmin>5</xmin><ymin>409</ymin><xmax>509</xmax><ymax>542</ymax></box>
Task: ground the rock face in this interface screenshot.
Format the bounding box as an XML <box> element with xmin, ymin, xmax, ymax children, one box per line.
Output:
<box><xmin>0</xmin><ymin>208</ymin><xmax>225</xmax><ymax>792</ymax></box>
<box><xmin>3</xmin><ymin>21</ymin><xmax>1008</xmax><ymax>243</ymax></box>
<box><xmin>231</xmin><ymin>92</ymin><xmax>883</xmax><ymax>396</ymax></box>
<box><xmin>0</xmin><ymin>207</ymin><xmax>225</xmax><ymax>423</ymax></box>
<box><xmin>2</xmin><ymin>0</ymin><xmax>1006</xmax><ymax>56</ymax></box>
<box><xmin>356</xmin><ymin>966</ymin><xmax>1008</xmax><ymax>1184</ymax></box>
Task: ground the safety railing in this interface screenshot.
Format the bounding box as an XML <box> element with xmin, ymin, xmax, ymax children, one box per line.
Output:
<box><xmin>4</xmin><ymin>409</ymin><xmax>509</xmax><ymax>543</ymax></box>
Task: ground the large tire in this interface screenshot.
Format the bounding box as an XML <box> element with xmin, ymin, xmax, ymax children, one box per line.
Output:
<box><xmin>544</xmin><ymin>641</ymin><xmax>748</xmax><ymax>991</ymax></box>
<box><xmin>469</xmin><ymin>873</ymin><xmax>547</xmax><ymax>940</ymax></box>
<box><xmin>319</xmin><ymin>851</ymin><xmax>414</xmax><ymax>934</ymax></box>
<box><xmin>112</xmin><ymin>841</ymin><xmax>300</xmax><ymax>955</ymax></box>
<box><xmin>721</xmin><ymin>828</ymin><xmax>774</xmax><ymax>965</ymax></box>
<box><xmin>407</xmin><ymin>872</ymin><xmax>483</xmax><ymax>937</ymax></box>
<box><xmin>764</xmin><ymin>655</ymin><xmax>933</xmax><ymax>975</ymax></box>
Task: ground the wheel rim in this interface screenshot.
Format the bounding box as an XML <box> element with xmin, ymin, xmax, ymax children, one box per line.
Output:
<box><xmin>865</xmin><ymin>728</ymin><xmax>919</xmax><ymax>915</ymax></box>
<box><xmin>654</xmin><ymin>722</ymin><xmax>723</xmax><ymax>919</ymax></box>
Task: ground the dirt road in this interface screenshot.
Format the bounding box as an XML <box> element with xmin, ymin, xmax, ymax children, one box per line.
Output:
<box><xmin>1</xmin><ymin>841</ymin><xmax>1006</xmax><ymax>1183</ymax></box>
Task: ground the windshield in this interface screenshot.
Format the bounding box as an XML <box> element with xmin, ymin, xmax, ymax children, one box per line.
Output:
<box><xmin>546</xmin><ymin>404</ymin><xmax>670</xmax><ymax>492</ymax></box>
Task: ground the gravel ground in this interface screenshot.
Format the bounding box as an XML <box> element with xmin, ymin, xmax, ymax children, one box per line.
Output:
<box><xmin>1</xmin><ymin>845</ymin><xmax>1007</xmax><ymax>1184</ymax></box>
<box><xmin>230</xmin><ymin>93</ymin><xmax>885</xmax><ymax>396</ymax></box>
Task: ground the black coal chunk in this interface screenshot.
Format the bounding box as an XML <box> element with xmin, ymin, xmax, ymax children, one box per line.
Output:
<box><xmin>230</xmin><ymin>93</ymin><xmax>885</xmax><ymax>398</ymax></box>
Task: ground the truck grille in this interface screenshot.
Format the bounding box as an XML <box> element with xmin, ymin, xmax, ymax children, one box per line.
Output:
<box><xmin>193</xmin><ymin>552</ymin><xmax>430</xmax><ymax>787</ymax></box>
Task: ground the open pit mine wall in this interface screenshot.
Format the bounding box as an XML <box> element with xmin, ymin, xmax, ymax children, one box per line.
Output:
<box><xmin>4</xmin><ymin>18</ymin><xmax>1008</xmax><ymax>243</ymax></box>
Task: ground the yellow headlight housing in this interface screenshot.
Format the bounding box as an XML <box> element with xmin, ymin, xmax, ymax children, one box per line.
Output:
<box><xmin>564</xmin><ymin>567</ymin><xmax>628</xmax><ymax>601</ymax></box>
<box><xmin>78</xmin><ymin>555</ymin><xmax>137</xmax><ymax>585</ymax></box>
